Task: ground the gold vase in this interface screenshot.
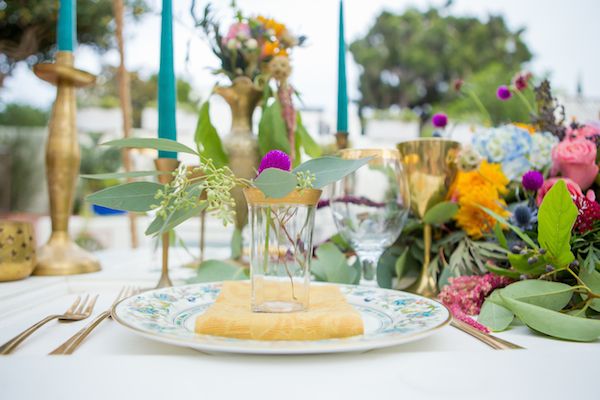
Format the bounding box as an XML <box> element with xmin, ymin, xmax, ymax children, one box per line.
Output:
<box><xmin>397</xmin><ymin>138</ymin><xmax>461</xmax><ymax>297</ymax></box>
<box><xmin>32</xmin><ymin>52</ymin><xmax>100</xmax><ymax>275</ymax></box>
<box><xmin>215</xmin><ymin>76</ymin><xmax>263</xmax><ymax>231</ymax></box>
<box><xmin>0</xmin><ymin>221</ymin><xmax>37</xmax><ymax>281</ymax></box>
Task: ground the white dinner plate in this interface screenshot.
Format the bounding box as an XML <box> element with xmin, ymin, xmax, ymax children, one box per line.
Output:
<box><xmin>112</xmin><ymin>282</ymin><xmax>451</xmax><ymax>354</ymax></box>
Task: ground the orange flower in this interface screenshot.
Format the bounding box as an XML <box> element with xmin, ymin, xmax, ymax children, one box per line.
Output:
<box><xmin>513</xmin><ymin>123</ymin><xmax>535</xmax><ymax>134</ymax></box>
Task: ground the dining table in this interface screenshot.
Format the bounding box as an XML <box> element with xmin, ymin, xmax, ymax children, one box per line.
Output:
<box><xmin>1</xmin><ymin>246</ymin><xmax>598</xmax><ymax>400</ymax></box>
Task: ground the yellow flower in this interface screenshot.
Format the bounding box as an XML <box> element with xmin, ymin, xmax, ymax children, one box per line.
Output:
<box><xmin>450</xmin><ymin>161</ymin><xmax>509</xmax><ymax>238</ymax></box>
<box><xmin>513</xmin><ymin>123</ymin><xmax>535</xmax><ymax>134</ymax></box>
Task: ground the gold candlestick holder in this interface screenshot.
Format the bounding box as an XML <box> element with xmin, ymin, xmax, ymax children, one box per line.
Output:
<box><xmin>32</xmin><ymin>51</ymin><xmax>100</xmax><ymax>275</ymax></box>
<box><xmin>154</xmin><ymin>158</ymin><xmax>180</xmax><ymax>288</ymax></box>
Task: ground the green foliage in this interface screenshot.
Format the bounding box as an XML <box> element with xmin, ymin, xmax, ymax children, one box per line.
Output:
<box><xmin>579</xmin><ymin>268</ymin><xmax>600</xmax><ymax>312</ymax></box>
<box><xmin>194</xmin><ymin>101</ymin><xmax>228</xmax><ymax>168</ymax></box>
<box><xmin>146</xmin><ymin>200</ymin><xmax>206</xmax><ymax>236</ymax></box>
<box><xmin>422</xmin><ymin>201</ymin><xmax>458</xmax><ymax>225</ymax></box>
<box><xmin>187</xmin><ymin>260</ymin><xmax>248</xmax><ymax>283</ymax></box>
<box><xmin>312</xmin><ymin>243</ymin><xmax>360</xmax><ymax>284</ymax></box>
<box><xmin>349</xmin><ymin>6</ymin><xmax>531</xmax><ymax>124</ymax></box>
<box><xmin>254</xmin><ymin>168</ymin><xmax>298</xmax><ymax>198</ymax></box>
<box><xmin>537</xmin><ymin>180</ymin><xmax>577</xmax><ymax>267</ymax></box>
<box><xmin>293</xmin><ymin>156</ymin><xmax>372</xmax><ymax>189</ymax></box>
<box><xmin>230</xmin><ymin>228</ymin><xmax>243</xmax><ymax>259</ymax></box>
<box><xmin>81</xmin><ymin>170</ymin><xmax>166</xmax><ymax>180</ymax></box>
<box><xmin>86</xmin><ymin>182</ymin><xmax>162</xmax><ymax>212</ymax></box>
<box><xmin>258</xmin><ymin>100</ymin><xmax>290</xmax><ymax>156</ymax></box>
<box><xmin>0</xmin><ymin>1</ymin><xmax>149</xmax><ymax>82</ymax></box>
<box><xmin>101</xmin><ymin>137</ymin><xmax>198</xmax><ymax>155</ymax></box>
<box><xmin>0</xmin><ymin>103</ymin><xmax>49</xmax><ymax>126</ymax></box>
<box><xmin>295</xmin><ymin>112</ymin><xmax>322</xmax><ymax>158</ymax></box>
<box><xmin>478</xmin><ymin>292</ymin><xmax>514</xmax><ymax>331</ymax></box>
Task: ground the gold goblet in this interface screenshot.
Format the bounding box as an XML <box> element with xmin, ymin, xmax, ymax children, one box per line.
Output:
<box><xmin>397</xmin><ymin>139</ymin><xmax>461</xmax><ymax>297</ymax></box>
<box><xmin>0</xmin><ymin>221</ymin><xmax>37</xmax><ymax>281</ymax></box>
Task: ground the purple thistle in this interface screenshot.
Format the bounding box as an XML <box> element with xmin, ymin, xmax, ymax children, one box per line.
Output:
<box><xmin>432</xmin><ymin>113</ymin><xmax>448</xmax><ymax>128</ymax></box>
<box><xmin>257</xmin><ymin>150</ymin><xmax>291</xmax><ymax>176</ymax></box>
<box><xmin>496</xmin><ymin>85</ymin><xmax>512</xmax><ymax>101</ymax></box>
<box><xmin>521</xmin><ymin>170</ymin><xmax>544</xmax><ymax>191</ymax></box>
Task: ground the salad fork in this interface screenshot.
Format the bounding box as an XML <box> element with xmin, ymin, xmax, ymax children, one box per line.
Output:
<box><xmin>0</xmin><ymin>295</ymin><xmax>97</xmax><ymax>355</ymax></box>
<box><xmin>50</xmin><ymin>286</ymin><xmax>139</xmax><ymax>355</ymax></box>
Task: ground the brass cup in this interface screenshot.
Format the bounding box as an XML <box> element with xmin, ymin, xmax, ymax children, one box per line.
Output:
<box><xmin>0</xmin><ymin>221</ymin><xmax>37</xmax><ymax>281</ymax></box>
<box><xmin>397</xmin><ymin>138</ymin><xmax>461</xmax><ymax>297</ymax></box>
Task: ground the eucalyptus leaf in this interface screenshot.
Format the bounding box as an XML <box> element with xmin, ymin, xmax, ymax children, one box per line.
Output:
<box><xmin>579</xmin><ymin>267</ymin><xmax>600</xmax><ymax>312</ymax></box>
<box><xmin>480</xmin><ymin>206</ymin><xmax>538</xmax><ymax>249</ymax></box>
<box><xmin>312</xmin><ymin>243</ymin><xmax>359</xmax><ymax>284</ymax></box>
<box><xmin>500</xmin><ymin>295</ymin><xmax>600</xmax><ymax>341</ymax></box>
<box><xmin>478</xmin><ymin>297</ymin><xmax>514</xmax><ymax>332</ymax></box>
<box><xmin>537</xmin><ymin>180</ymin><xmax>577</xmax><ymax>267</ymax></box>
<box><xmin>81</xmin><ymin>171</ymin><xmax>167</xmax><ymax>180</ymax></box>
<box><xmin>101</xmin><ymin>137</ymin><xmax>198</xmax><ymax>155</ymax></box>
<box><xmin>499</xmin><ymin>280</ymin><xmax>573</xmax><ymax>311</ymax></box>
<box><xmin>187</xmin><ymin>259</ymin><xmax>248</xmax><ymax>283</ymax></box>
<box><xmin>376</xmin><ymin>246</ymin><xmax>405</xmax><ymax>289</ymax></box>
<box><xmin>293</xmin><ymin>156</ymin><xmax>372</xmax><ymax>189</ymax></box>
<box><xmin>254</xmin><ymin>168</ymin><xmax>298</xmax><ymax>198</ymax></box>
<box><xmin>86</xmin><ymin>182</ymin><xmax>162</xmax><ymax>212</ymax></box>
<box><xmin>194</xmin><ymin>101</ymin><xmax>228</xmax><ymax>168</ymax></box>
<box><xmin>145</xmin><ymin>202</ymin><xmax>207</xmax><ymax>236</ymax></box>
<box><xmin>423</xmin><ymin>201</ymin><xmax>458</xmax><ymax>225</ymax></box>
<box><xmin>230</xmin><ymin>228</ymin><xmax>243</xmax><ymax>259</ymax></box>
<box><xmin>258</xmin><ymin>100</ymin><xmax>290</xmax><ymax>156</ymax></box>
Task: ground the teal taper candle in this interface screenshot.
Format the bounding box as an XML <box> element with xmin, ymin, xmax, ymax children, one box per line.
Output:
<box><xmin>57</xmin><ymin>0</ymin><xmax>76</xmax><ymax>51</ymax></box>
<box><xmin>336</xmin><ymin>0</ymin><xmax>348</xmax><ymax>133</ymax></box>
<box><xmin>158</xmin><ymin>0</ymin><xmax>177</xmax><ymax>159</ymax></box>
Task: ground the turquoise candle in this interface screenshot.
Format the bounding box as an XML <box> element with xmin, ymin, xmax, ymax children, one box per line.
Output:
<box><xmin>57</xmin><ymin>0</ymin><xmax>76</xmax><ymax>51</ymax></box>
<box><xmin>158</xmin><ymin>0</ymin><xmax>177</xmax><ymax>159</ymax></box>
<box><xmin>336</xmin><ymin>0</ymin><xmax>348</xmax><ymax>133</ymax></box>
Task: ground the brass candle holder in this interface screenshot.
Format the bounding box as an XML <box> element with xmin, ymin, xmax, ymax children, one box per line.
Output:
<box><xmin>154</xmin><ymin>158</ymin><xmax>180</xmax><ymax>288</ymax></box>
<box><xmin>397</xmin><ymin>139</ymin><xmax>460</xmax><ymax>298</ymax></box>
<box><xmin>32</xmin><ymin>51</ymin><xmax>100</xmax><ymax>275</ymax></box>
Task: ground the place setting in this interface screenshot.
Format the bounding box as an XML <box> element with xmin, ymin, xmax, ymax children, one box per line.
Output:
<box><xmin>1</xmin><ymin>0</ymin><xmax>600</xmax><ymax>398</ymax></box>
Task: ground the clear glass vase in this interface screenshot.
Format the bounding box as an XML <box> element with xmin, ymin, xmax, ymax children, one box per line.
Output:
<box><xmin>244</xmin><ymin>188</ymin><xmax>321</xmax><ymax>313</ymax></box>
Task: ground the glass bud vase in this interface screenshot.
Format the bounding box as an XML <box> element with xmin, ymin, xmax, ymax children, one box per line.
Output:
<box><xmin>244</xmin><ymin>188</ymin><xmax>322</xmax><ymax>313</ymax></box>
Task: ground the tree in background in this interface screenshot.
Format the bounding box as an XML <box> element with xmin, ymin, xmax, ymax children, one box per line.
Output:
<box><xmin>0</xmin><ymin>103</ymin><xmax>48</xmax><ymax>126</ymax></box>
<box><xmin>79</xmin><ymin>66</ymin><xmax>201</xmax><ymax>128</ymax></box>
<box><xmin>0</xmin><ymin>0</ymin><xmax>149</xmax><ymax>85</ymax></box>
<box><xmin>350</xmin><ymin>6</ymin><xmax>532</xmax><ymax>133</ymax></box>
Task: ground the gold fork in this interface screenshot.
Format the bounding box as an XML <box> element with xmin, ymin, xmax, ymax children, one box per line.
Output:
<box><xmin>0</xmin><ymin>295</ymin><xmax>98</xmax><ymax>355</ymax></box>
<box><xmin>49</xmin><ymin>286</ymin><xmax>139</xmax><ymax>355</ymax></box>
<box><xmin>450</xmin><ymin>319</ymin><xmax>524</xmax><ymax>350</ymax></box>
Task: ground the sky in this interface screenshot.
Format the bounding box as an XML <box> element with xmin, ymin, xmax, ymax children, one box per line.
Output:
<box><xmin>2</xmin><ymin>0</ymin><xmax>600</xmax><ymax>126</ymax></box>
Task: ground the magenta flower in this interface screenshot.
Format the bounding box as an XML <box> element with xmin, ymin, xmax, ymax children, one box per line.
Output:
<box><xmin>257</xmin><ymin>150</ymin><xmax>291</xmax><ymax>175</ymax></box>
<box><xmin>521</xmin><ymin>170</ymin><xmax>544</xmax><ymax>191</ymax></box>
<box><xmin>496</xmin><ymin>85</ymin><xmax>512</xmax><ymax>101</ymax></box>
<box><xmin>432</xmin><ymin>113</ymin><xmax>448</xmax><ymax>128</ymax></box>
<box><xmin>513</xmin><ymin>72</ymin><xmax>531</xmax><ymax>91</ymax></box>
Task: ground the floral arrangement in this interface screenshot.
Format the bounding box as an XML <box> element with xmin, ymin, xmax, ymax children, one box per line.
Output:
<box><xmin>193</xmin><ymin>2</ymin><xmax>305</xmax><ymax>81</ymax></box>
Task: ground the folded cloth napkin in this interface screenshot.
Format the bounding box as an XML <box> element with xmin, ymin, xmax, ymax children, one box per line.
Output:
<box><xmin>195</xmin><ymin>281</ymin><xmax>364</xmax><ymax>341</ymax></box>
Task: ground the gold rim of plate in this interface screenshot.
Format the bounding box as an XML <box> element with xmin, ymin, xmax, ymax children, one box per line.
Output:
<box><xmin>243</xmin><ymin>188</ymin><xmax>322</xmax><ymax>206</ymax></box>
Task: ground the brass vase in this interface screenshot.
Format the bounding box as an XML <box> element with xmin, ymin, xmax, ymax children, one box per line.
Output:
<box><xmin>397</xmin><ymin>139</ymin><xmax>461</xmax><ymax>297</ymax></box>
<box><xmin>32</xmin><ymin>52</ymin><xmax>100</xmax><ymax>275</ymax></box>
<box><xmin>214</xmin><ymin>76</ymin><xmax>263</xmax><ymax>231</ymax></box>
<box><xmin>0</xmin><ymin>221</ymin><xmax>37</xmax><ymax>281</ymax></box>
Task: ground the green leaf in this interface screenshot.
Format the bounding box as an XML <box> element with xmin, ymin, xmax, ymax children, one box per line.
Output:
<box><xmin>86</xmin><ymin>182</ymin><xmax>162</xmax><ymax>212</ymax></box>
<box><xmin>254</xmin><ymin>168</ymin><xmax>298</xmax><ymax>198</ymax></box>
<box><xmin>480</xmin><ymin>206</ymin><xmax>538</xmax><ymax>249</ymax></box>
<box><xmin>293</xmin><ymin>156</ymin><xmax>372</xmax><ymax>189</ymax></box>
<box><xmin>101</xmin><ymin>137</ymin><xmax>198</xmax><ymax>155</ymax></box>
<box><xmin>484</xmin><ymin>263</ymin><xmax>522</xmax><ymax>279</ymax></box>
<box><xmin>493</xmin><ymin>223</ymin><xmax>508</xmax><ymax>249</ymax></box>
<box><xmin>499</xmin><ymin>280</ymin><xmax>573</xmax><ymax>311</ymax></box>
<box><xmin>296</xmin><ymin>112</ymin><xmax>322</xmax><ymax>158</ymax></box>
<box><xmin>194</xmin><ymin>101</ymin><xmax>228</xmax><ymax>168</ymax></box>
<box><xmin>507</xmin><ymin>253</ymin><xmax>548</xmax><ymax>277</ymax></box>
<box><xmin>230</xmin><ymin>228</ymin><xmax>243</xmax><ymax>259</ymax></box>
<box><xmin>80</xmin><ymin>170</ymin><xmax>168</xmax><ymax>180</ymax></box>
<box><xmin>500</xmin><ymin>295</ymin><xmax>600</xmax><ymax>341</ymax></box>
<box><xmin>258</xmin><ymin>100</ymin><xmax>290</xmax><ymax>156</ymax></box>
<box><xmin>187</xmin><ymin>259</ymin><xmax>248</xmax><ymax>283</ymax></box>
<box><xmin>311</xmin><ymin>243</ymin><xmax>359</xmax><ymax>284</ymax></box>
<box><xmin>423</xmin><ymin>201</ymin><xmax>458</xmax><ymax>225</ymax></box>
<box><xmin>145</xmin><ymin>202</ymin><xmax>207</xmax><ymax>236</ymax></box>
<box><xmin>537</xmin><ymin>179</ymin><xmax>578</xmax><ymax>267</ymax></box>
<box><xmin>579</xmin><ymin>267</ymin><xmax>600</xmax><ymax>312</ymax></box>
<box><xmin>478</xmin><ymin>297</ymin><xmax>514</xmax><ymax>332</ymax></box>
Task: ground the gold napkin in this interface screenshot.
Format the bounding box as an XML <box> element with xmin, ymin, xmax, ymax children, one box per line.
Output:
<box><xmin>195</xmin><ymin>281</ymin><xmax>364</xmax><ymax>341</ymax></box>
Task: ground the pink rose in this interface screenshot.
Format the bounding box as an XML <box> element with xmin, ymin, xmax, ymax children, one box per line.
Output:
<box><xmin>551</xmin><ymin>138</ymin><xmax>599</xmax><ymax>190</ymax></box>
<box><xmin>566</xmin><ymin>124</ymin><xmax>600</xmax><ymax>140</ymax></box>
<box><xmin>222</xmin><ymin>22</ymin><xmax>251</xmax><ymax>44</ymax></box>
<box><xmin>536</xmin><ymin>177</ymin><xmax>582</xmax><ymax>206</ymax></box>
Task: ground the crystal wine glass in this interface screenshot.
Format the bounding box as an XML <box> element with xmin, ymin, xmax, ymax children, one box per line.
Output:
<box><xmin>329</xmin><ymin>149</ymin><xmax>410</xmax><ymax>284</ymax></box>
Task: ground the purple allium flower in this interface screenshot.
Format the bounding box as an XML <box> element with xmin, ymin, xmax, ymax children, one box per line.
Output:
<box><xmin>496</xmin><ymin>85</ymin><xmax>512</xmax><ymax>101</ymax></box>
<box><xmin>432</xmin><ymin>113</ymin><xmax>448</xmax><ymax>128</ymax></box>
<box><xmin>521</xmin><ymin>170</ymin><xmax>544</xmax><ymax>191</ymax></box>
<box><xmin>257</xmin><ymin>150</ymin><xmax>291</xmax><ymax>176</ymax></box>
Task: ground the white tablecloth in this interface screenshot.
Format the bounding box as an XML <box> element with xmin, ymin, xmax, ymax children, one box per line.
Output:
<box><xmin>1</xmin><ymin>248</ymin><xmax>598</xmax><ymax>400</ymax></box>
